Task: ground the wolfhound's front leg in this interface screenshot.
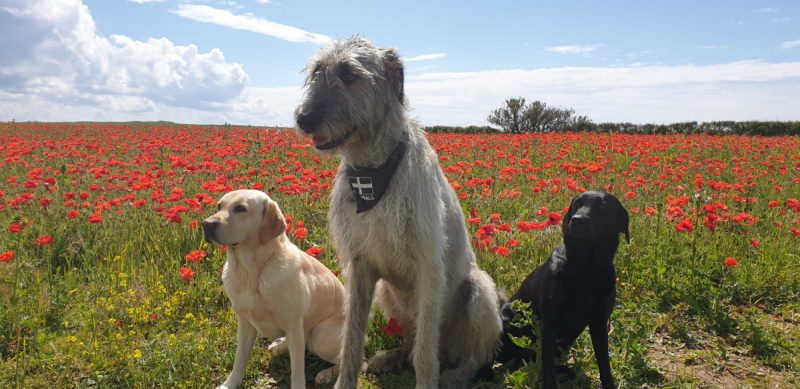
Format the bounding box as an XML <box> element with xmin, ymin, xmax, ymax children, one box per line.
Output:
<box><xmin>334</xmin><ymin>259</ymin><xmax>377</xmax><ymax>389</ymax></box>
<box><xmin>413</xmin><ymin>258</ymin><xmax>445</xmax><ymax>388</ymax></box>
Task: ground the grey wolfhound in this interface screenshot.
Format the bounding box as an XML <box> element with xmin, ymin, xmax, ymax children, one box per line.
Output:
<box><xmin>294</xmin><ymin>37</ymin><xmax>503</xmax><ymax>388</ymax></box>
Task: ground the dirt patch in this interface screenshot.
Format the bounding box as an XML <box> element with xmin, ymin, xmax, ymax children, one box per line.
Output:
<box><xmin>647</xmin><ymin>333</ymin><xmax>795</xmax><ymax>388</ymax></box>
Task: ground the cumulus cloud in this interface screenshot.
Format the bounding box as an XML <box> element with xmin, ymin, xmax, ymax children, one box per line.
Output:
<box><xmin>546</xmin><ymin>44</ymin><xmax>601</xmax><ymax>55</ymax></box>
<box><xmin>404</xmin><ymin>53</ymin><xmax>447</xmax><ymax>62</ymax></box>
<box><xmin>128</xmin><ymin>0</ymin><xmax>165</xmax><ymax>4</ymax></box>
<box><xmin>0</xmin><ymin>0</ymin><xmax>248</xmax><ymax>112</ymax></box>
<box><xmin>172</xmin><ymin>4</ymin><xmax>331</xmax><ymax>44</ymax></box>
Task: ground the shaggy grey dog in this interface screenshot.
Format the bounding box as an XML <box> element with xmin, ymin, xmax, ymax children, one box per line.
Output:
<box><xmin>295</xmin><ymin>37</ymin><xmax>503</xmax><ymax>388</ymax></box>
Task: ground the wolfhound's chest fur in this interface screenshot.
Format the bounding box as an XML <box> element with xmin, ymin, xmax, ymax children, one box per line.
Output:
<box><xmin>329</xmin><ymin>136</ymin><xmax>474</xmax><ymax>291</ymax></box>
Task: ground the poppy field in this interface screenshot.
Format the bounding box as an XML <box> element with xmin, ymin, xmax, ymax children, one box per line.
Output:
<box><xmin>1</xmin><ymin>122</ymin><xmax>799</xmax><ymax>388</ymax></box>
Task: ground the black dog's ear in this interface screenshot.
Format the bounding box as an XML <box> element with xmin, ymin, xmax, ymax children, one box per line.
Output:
<box><xmin>562</xmin><ymin>194</ymin><xmax>579</xmax><ymax>236</ymax></box>
<box><xmin>619</xmin><ymin>204</ymin><xmax>630</xmax><ymax>243</ymax></box>
<box><xmin>381</xmin><ymin>48</ymin><xmax>404</xmax><ymax>103</ymax></box>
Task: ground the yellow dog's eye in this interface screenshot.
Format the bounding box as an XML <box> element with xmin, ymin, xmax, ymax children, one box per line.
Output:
<box><xmin>233</xmin><ymin>205</ymin><xmax>247</xmax><ymax>213</ymax></box>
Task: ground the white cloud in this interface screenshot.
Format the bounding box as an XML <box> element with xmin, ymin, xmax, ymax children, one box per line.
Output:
<box><xmin>546</xmin><ymin>44</ymin><xmax>601</xmax><ymax>55</ymax></box>
<box><xmin>0</xmin><ymin>0</ymin><xmax>248</xmax><ymax>111</ymax></box>
<box><xmin>404</xmin><ymin>53</ymin><xmax>447</xmax><ymax>62</ymax></box>
<box><xmin>172</xmin><ymin>4</ymin><xmax>330</xmax><ymax>44</ymax></box>
<box><xmin>127</xmin><ymin>0</ymin><xmax>165</xmax><ymax>3</ymax></box>
<box><xmin>782</xmin><ymin>39</ymin><xmax>800</xmax><ymax>49</ymax></box>
<box><xmin>404</xmin><ymin>60</ymin><xmax>800</xmax><ymax>125</ymax></box>
<box><xmin>6</xmin><ymin>59</ymin><xmax>800</xmax><ymax>127</ymax></box>
<box><xmin>0</xmin><ymin>86</ymin><xmax>301</xmax><ymax>126</ymax></box>
<box><xmin>255</xmin><ymin>0</ymin><xmax>272</xmax><ymax>3</ymax></box>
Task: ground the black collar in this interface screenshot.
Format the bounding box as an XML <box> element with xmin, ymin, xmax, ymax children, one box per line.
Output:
<box><xmin>345</xmin><ymin>141</ymin><xmax>407</xmax><ymax>213</ymax></box>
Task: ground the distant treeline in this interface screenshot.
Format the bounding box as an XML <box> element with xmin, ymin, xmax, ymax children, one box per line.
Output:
<box><xmin>478</xmin><ymin>97</ymin><xmax>800</xmax><ymax>136</ymax></box>
<box><xmin>590</xmin><ymin>121</ymin><xmax>800</xmax><ymax>136</ymax></box>
<box><xmin>426</xmin><ymin>121</ymin><xmax>800</xmax><ymax>136</ymax></box>
<box><xmin>425</xmin><ymin>125</ymin><xmax>501</xmax><ymax>134</ymax></box>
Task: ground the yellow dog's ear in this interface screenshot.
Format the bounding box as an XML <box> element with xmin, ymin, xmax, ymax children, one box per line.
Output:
<box><xmin>260</xmin><ymin>199</ymin><xmax>287</xmax><ymax>244</ymax></box>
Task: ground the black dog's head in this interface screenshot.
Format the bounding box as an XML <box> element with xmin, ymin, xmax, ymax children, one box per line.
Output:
<box><xmin>562</xmin><ymin>191</ymin><xmax>630</xmax><ymax>244</ymax></box>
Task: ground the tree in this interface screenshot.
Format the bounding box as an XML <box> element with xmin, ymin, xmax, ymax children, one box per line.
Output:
<box><xmin>487</xmin><ymin>97</ymin><xmax>526</xmax><ymax>133</ymax></box>
<box><xmin>522</xmin><ymin>100</ymin><xmax>576</xmax><ymax>133</ymax></box>
<box><xmin>488</xmin><ymin>98</ymin><xmax>592</xmax><ymax>133</ymax></box>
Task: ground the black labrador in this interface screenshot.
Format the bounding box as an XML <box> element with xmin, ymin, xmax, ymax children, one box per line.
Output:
<box><xmin>496</xmin><ymin>191</ymin><xmax>629</xmax><ymax>389</ymax></box>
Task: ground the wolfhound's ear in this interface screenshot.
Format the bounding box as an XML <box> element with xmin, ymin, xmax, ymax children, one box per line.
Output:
<box><xmin>260</xmin><ymin>199</ymin><xmax>286</xmax><ymax>244</ymax></box>
<box><xmin>381</xmin><ymin>48</ymin><xmax>404</xmax><ymax>103</ymax></box>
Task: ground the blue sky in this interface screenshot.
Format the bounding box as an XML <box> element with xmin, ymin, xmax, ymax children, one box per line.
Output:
<box><xmin>1</xmin><ymin>0</ymin><xmax>799</xmax><ymax>126</ymax></box>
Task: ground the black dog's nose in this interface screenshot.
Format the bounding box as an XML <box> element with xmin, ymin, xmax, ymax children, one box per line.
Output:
<box><xmin>296</xmin><ymin>111</ymin><xmax>323</xmax><ymax>133</ymax></box>
<box><xmin>571</xmin><ymin>214</ymin><xmax>590</xmax><ymax>224</ymax></box>
<box><xmin>202</xmin><ymin>220</ymin><xmax>218</xmax><ymax>242</ymax></box>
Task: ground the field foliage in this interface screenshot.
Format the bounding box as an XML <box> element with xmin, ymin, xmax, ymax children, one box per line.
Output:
<box><xmin>1</xmin><ymin>123</ymin><xmax>798</xmax><ymax>388</ymax></box>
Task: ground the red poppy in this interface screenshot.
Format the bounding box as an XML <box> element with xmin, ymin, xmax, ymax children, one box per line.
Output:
<box><xmin>0</xmin><ymin>251</ymin><xmax>13</xmax><ymax>262</ymax></box>
<box><xmin>188</xmin><ymin>220</ymin><xmax>200</xmax><ymax>229</ymax></box>
<box><xmin>625</xmin><ymin>191</ymin><xmax>636</xmax><ymax>199</ymax></box>
<box><xmin>675</xmin><ymin>218</ymin><xmax>694</xmax><ymax>233</ymax></box>
<box><xmin>184</xmin><ymin>250</ymin><xmax>207</xmax><ymax>262</ymax></box>
<box><xmin>292</xmin><ymin>227</ymin><xmax>307</xmax><ymax>241</ymax></box>
<box><xmin>381</xmin><ymin>317</ymin><xmax>404</xmax><ymax>337</ymax></box>
<box><xmin>67</xmin><ymin>209</ymin><xmax>79</xmax><ymax>219</ymax></box>
<box><xmin>88</xmin><ymin>214</ymin><xmax>103</xmax><ymax>224</ymax></box>
<box><xmin>547</xmin><ymin>212</ymin><xmax>562</xmax><ymax>226</ymax></box>
<box><xmin>494</xmin><ymin>246</ymin><xmax>510</xmax><ymax>256</ymax></box>
<box><xmin>36</xmin><ymin>235</ymin><xmax>53</xmax><ymax>245</ymax></box>
<box><xmin>9</xmin><ymin>223</ymin><xmax>22</xmax><ymax>233</ymax></box>
<box><xmin>750</xmin><ymin>239</ymin><xmax>760</xmax><ymax>248</ymax></box>
<box><xmin>467</xmin><ymin>217</ymin><xmax>482</xmax><ymax>225</ymax></box>
<box><xmin>517</xmin><ymin>221</ymin><xmax>547</xmax><ymax>232</ymax></box>
<box><xmin>724</xmin><ymin>257</ymin><xmax>739</xmax><ymax>267</ymax></box>
<box><xmin>179</xmin><ymin>267</ymin><xmax>195</xmax><ymax>282</ymax></box>
<box><xmin>305</xmin><ymin>247</ymin><xmax>323</xmax><ymax>258</ymax></box>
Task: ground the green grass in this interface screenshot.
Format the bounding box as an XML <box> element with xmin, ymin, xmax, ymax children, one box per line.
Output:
<box><xmin>1</xmin><ymin>123</ymin><xmax>799</xmax><ymax>387</ymax></box>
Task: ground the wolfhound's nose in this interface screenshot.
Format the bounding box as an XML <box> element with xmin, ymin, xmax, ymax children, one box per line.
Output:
<box><xmin>296</xmin><ymin>111</ymin><xmax>323</xmax><ymax>133</ymax></box>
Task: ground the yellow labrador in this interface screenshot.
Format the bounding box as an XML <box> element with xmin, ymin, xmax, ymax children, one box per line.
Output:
<box><xmin>203</xmin><ymin>190</ymin><xmax>345</xmax><ymax>389</ymax></box>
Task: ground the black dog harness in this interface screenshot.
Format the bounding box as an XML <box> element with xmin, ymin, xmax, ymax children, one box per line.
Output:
<box><xmin>345</xmin><ymin>141</ymin><xmax>406</xmax><ymax>213</ymax></box>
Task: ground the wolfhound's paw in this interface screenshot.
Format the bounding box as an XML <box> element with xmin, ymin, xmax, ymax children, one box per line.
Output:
<box><xmin>314</xmin><ymin>366</ymin><xmax>339</xmax><ymax>385</ymax></box>
<box><xmin>366</xmin><ymin>348</ymin><xmax>408</xmax><ymax>373</ymax></box>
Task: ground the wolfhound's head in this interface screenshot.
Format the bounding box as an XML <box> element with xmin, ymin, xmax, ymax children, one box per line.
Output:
<box><xmin>294</xmin><ymin>37</ymin><xmax>405</xmax><ymax>153</ymax></box>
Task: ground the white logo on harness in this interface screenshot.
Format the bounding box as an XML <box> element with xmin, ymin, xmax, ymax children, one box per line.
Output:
<box><xmin>349</xmin><ymin>176</ymin><xmax>375</xmax><ymax>200</ymax></box>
